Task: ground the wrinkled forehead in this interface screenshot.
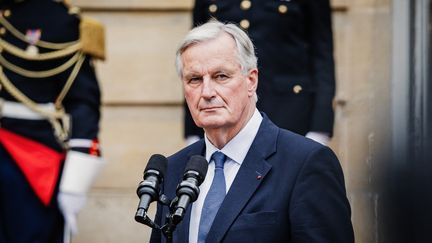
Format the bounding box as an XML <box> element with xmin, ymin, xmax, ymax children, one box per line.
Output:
<box><xmin>181</xmin><ymin>33</ymin><xmax>241</xmax><ymax>64</ymax></box>
<box><xmin>182</xmin><ymin>31</ymin><xmax>237</xmax><ymax>54</ymax></box>
<box><xmin>181</xmin><ymin>42</ymin><xmax>241</xmax><ymax>75</ymax></box>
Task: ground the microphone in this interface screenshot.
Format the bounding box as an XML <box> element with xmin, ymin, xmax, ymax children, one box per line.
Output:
<box><xmin>172</xmin><ymin>155</ymin><xmax>208</xmax><ymax>224</ymax></box>
<box><xmin>135</xmin><ymin>154</ymin><xmax>168</xmax><ymax>227</ymax></box>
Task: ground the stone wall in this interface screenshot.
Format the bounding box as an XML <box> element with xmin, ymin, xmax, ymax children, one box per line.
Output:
<box><xmin>70</xmin><ymin>0</ymin><xmax>393</xmax><ymax>242</ymax></box>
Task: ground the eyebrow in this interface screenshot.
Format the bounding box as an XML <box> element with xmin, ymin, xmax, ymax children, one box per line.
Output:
<box><xmin>183</xmin><ymin>63</ymin><xmax>238</xmax><ymax>79</ymax></box>
<box><xmin>183</xmin><ymin>72</ymin><xmax>201</xmax><ymax>80</ymax></box>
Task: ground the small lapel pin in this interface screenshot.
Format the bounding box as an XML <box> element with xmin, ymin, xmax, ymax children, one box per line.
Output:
<box><xmin>255</xmin><ymin>171</ymin><xmax>262</xmax><ymax>180</ymax></box>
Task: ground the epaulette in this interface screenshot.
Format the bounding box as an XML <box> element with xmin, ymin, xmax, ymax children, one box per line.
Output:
<box><xmin>62</xmin><ymin>0</ymin><xmax>106</xmax><ymax>60</ymax></box>
<box><xmin>79</xmin><ymin>16</ymin><xmax>106</xmax><ymax>60</ymax></box>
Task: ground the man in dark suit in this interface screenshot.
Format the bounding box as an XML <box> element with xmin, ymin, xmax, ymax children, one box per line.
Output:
<box><xmin>0</xmin><ymin>0</ymin><xmax>105</xmax><ymax>242</ymax></box>
<box><xmin>150</xmin><ymin>20</ymin><xmax>353</xmax><ymax>243</ymax></box>
<box><xmin>185</xmin><ymin>0</ymin><xmax>336</xmax><ymax>146</ymax></box>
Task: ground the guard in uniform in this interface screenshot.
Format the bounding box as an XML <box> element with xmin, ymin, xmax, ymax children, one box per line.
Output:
<box><xmin>185</xmin><ymin>0</ymin><xmax>336</xmax><ymax>145</ymax></box>
<box><xmin>0</xmin><ymin>0</ymin><xmax>105</xmax><ymax>242</ymax></box>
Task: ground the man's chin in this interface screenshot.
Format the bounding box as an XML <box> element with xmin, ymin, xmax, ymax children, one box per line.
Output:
<box><xmin>195</xmin><ymin>118</ymin><xmax>225</xmax><ymax>129</ymax></box>
<box><xmin>197</xmin><ymin>122</ymin><xmax>222</xmax><ymax>129</ymax></box>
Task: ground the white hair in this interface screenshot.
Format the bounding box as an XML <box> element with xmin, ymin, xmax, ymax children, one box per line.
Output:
<box><xmin>175</xmin><ymin>20</ymin><xmax>257</xmax><ymax>76</ymax></box>
<box><xmin>175</xmin><ymin>20</ymin><xmax>258</xmax><ymax>102</ymax></box>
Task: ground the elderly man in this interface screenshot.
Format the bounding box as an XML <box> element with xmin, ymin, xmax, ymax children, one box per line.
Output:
<box><xmin>150</xmin><ymin>21</ymin><xmax>354</xmax><ymax>243</ymax></box>
<box><xmin>184</xmin><ymin>0</ymin><xmax>336</xmax><ymax>147</ymax></box>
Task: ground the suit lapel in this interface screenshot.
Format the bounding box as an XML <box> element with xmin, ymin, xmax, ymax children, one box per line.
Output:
<box><xmin>174</xmin><ymin>210</ymin><xmax>191</xmax><ymax>243</ymax></box>
<box><xmin>174</xmin><ymin>140</ymin><xmax>206</xmax><ymax>243</ymax></box>
<box><xmin>205</xmin><ymin>116</ymin><xmax>279</xmax><ymax>242</ymax></box>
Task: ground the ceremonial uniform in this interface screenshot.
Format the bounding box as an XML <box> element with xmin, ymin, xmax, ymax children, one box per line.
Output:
<box><xmin>185</xmin><ymin>0</ymin><xmax>336</xmax><ymax>139</ymax></box>
<box><xmin>0</xmin><ymin>0</ymin><xmax>105</xmax><ymax>242</ymax></box>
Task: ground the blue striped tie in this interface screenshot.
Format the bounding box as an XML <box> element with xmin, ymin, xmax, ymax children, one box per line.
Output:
<box><xmin>198</xmin><ymin>151</ymin><xmax>227</xmax><ymax>243</ymax></box>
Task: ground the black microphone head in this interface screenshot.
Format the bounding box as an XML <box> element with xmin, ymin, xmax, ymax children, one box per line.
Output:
<box><xmin>184</xmin><ymin>155</ymin><xmax>208</xmax><ymax>182</ymax></box>
<box><xmin>145</xmin><ymin>154</ymin><xmax>168</xmax><ymax>178</ymax></box>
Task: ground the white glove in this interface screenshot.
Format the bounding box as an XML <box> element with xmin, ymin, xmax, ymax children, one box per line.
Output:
<box><xmin>58</xmin><ymin>192</ymin><xmax>87</xmax><ymax>235</ymax></box>
<box><xmin>185</xmin><ymin>135</ymin><xmax>200</xmax><ymax>146</ymax></box>
<box><xmin>305</xmin><ymin>131</ymin><xmax>330</xmax><ymax>146</ymax></box>
<box><xmin>58</xmin><ymin>151</ymin><xmax>104</xmax><ymax>236</ymax></box>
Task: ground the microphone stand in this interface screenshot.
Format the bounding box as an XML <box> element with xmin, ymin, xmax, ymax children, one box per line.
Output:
<box><xmin>134</xmin><ymin>209</ymin><xmax>159</xmax><ymax>229</ymax></box>
<box><xmin>161</xmin><ymin>214</ymin><xmax>176</xmax><ymax>243</ymax></box>
<box><xmin>135</xmin><ymin>155</ymin><xmax>207</xmax><ymax>243</ymax></box>
<box><xmin>160</xmin><ymin>197</ymin><xmax>186</xmax><ymax>243</ymax></box>
<box><xmin>135</xmin><ymin>194</ymin><xmax>184</xmax><ymax>243</ymax></box>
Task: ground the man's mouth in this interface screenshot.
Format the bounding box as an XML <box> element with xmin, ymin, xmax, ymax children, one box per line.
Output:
<box><xmin>200</xmin><ymin>106</ymin><xmax>222</xmax><ymax>111</ymax></box>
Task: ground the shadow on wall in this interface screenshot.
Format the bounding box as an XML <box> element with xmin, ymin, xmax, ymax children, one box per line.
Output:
<box><xmin>379</xmin><ymin>143</ymin><xmax>432</xmax><ymax>243</ymax></box>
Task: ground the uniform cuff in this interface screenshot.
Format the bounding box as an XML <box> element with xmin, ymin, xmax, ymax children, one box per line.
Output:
<box><xmin>60</xmin><ymin>151</ymin><xmax>105</xmax><ymax>195</ymax></box>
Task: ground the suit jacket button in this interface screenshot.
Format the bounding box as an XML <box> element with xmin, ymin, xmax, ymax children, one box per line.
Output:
<box><xmin>209</xmin><ymin>4</ymin><xmax>218</xmax><ymax>13</ymax></box>
<box><xmin>68</xmin><ymin>6</ymin><xmax>81</xmax><ymax>15</ymax></box>
<box><xmin>2</xmin><ymin>9</ymin><xmax>11</xmax><ymax>18</ymax></box>
<box><xmin>293</xmin><ymin>85</ymin><xmax>303</xmax><ymax>94</ymax></box>
<box><xmin>240</xmin><ymin>0</ymin><xmax>252</xmax><ymax>10</ymax></box>
<box><xmin>0</xmin><ymin>27</ymin><xmax>6</xmax><ymax>36</ymax></box>
<box><xmin>240</xmin><ymin>19</ymin><xmax>250</xmax><ymax>29</ymax></box>
<box><xmin>278</xmin><ymin>4</ymin><xmax>288</xmax><ymax>14</ymax></box>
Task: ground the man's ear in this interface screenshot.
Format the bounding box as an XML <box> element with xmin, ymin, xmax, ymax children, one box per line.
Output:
<box><xmin>247</xmin><ymin>69</ymin><xmax>258</xmax><ymax>96</ymax></box>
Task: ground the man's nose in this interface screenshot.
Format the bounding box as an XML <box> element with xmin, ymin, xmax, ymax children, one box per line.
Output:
<box><xmin>201</xmin><ymin>77</ymin><xmax>216</xmax><ymax>99</ymax></box>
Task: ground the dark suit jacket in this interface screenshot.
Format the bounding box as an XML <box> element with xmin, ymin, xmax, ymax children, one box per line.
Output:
<box><xmin>185</xmin><ymin>0</ymin><xmax>336</xmax><ymax>138</ymax></box>
<box><xmin>151</xmin><ymin>115</ymin><xmax>353</xmax><ymax>243</ymax></box>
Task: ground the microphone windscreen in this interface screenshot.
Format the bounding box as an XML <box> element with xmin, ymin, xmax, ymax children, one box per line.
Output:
<box><xmin>185</xmin><ymin>155</ymin><xmax>208</xmax><ymax>180</ymax></box>
<box><xmin>145</xmin><ymin>154</ymin><xmax>168</xmax><ymax>177</ymax></box>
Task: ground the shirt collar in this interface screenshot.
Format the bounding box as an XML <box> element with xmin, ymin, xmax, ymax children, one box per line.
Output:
<box><xmin>204</xmin><ymin>109</ymin><xmax>263</xmax><ymax>165</ymax></box>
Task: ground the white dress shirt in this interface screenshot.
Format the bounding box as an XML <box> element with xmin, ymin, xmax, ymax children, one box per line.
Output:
<box><xmin>188</xmin><ymin>109</ymin><xmax>263</xmax><ymax>243</ymax></box>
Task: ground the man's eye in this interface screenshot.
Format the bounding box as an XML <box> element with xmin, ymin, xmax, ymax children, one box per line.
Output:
<box><xmin>188</xmin><ymin>77</ymin><xmax>202</xmax><ymax>84</ymax></box>
<box><xmin>215</xmin><ymin>74</ymin><xmax>228</xmax><ymax>80</ymax></box>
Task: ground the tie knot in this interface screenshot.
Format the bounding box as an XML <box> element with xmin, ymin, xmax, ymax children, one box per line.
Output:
<box><xmin>211</xmin><ymin>151</ymin><xmax>226</xmax><ymax>169</ymax></box>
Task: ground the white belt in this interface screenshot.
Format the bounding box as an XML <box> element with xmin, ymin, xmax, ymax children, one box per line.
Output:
<box><xmin>0</xmin><ymin>100</ymin><xmax>97</xmax><ymax>149</ymax></box>
<box><xmin>68</xmin><ymin>139</ymin><xmax>100</xmax><ymax>149</ymax></box>
<box><xmin>0</xmin><ymin>100</ymin><xmax>55</xmax><ymax>120</ymax></box>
